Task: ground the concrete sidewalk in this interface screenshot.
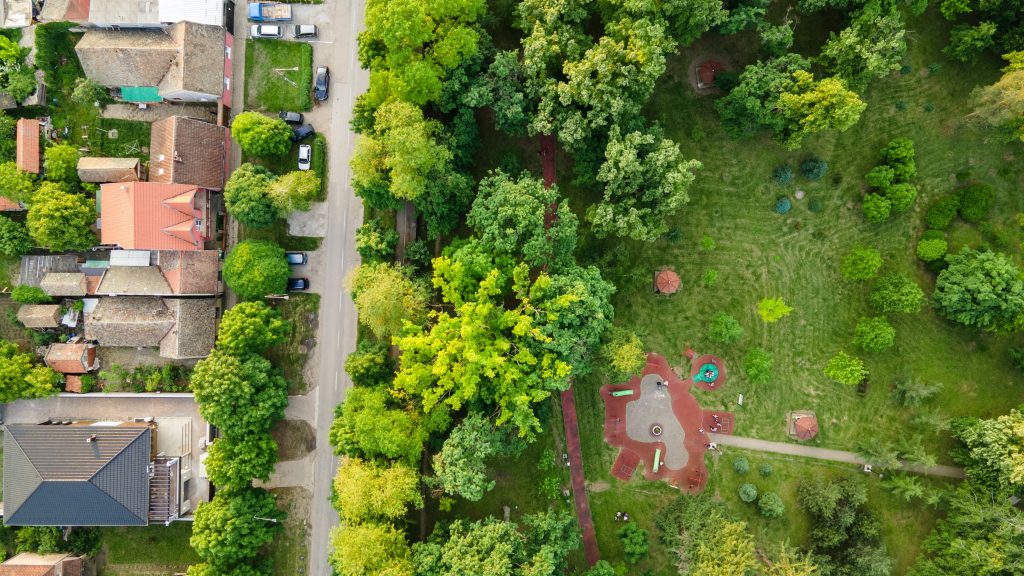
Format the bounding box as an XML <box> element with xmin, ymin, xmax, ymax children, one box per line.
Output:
<box><xmin>709</xmin><ymin>433</ymin><xmax>965</xmax><ymax>479</ymax></box>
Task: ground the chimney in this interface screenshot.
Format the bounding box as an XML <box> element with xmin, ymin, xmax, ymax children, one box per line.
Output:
<box><xmin>86</xmin><ymin>434</ymin><xmax>97</xmax><ymax>443</ymax></box>
<box><xmin>173</xmin><ymin>150</ymin><xmax>182</xmax><ymax>162</ymax></box>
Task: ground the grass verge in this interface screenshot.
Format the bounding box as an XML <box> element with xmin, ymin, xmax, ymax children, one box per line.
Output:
<box><xmin>98</xmin><ymin>523</ymin><xmax>199</xmax><ymax>576</ymax></box>
<box><xmin>244</xmin><ymin>39</ymin><xmax>313</xmax><ymax>112</ymax></box>
<box><xmin>266</xmin><ymin>487</ymin><xmax>311</xmax><ymax>575</ymax></box>
<box><xmin>266</xmin><ymin>293</ymin><xmax>319</xmax><ymax>394</ymax></box>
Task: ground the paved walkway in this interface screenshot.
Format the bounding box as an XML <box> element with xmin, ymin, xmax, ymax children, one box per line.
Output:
<box><xmin>708</xmin><ymin>434</ymin><xmax>965</xmax><ymax>479</ymax></box>
<box><xmin>560</xmin><ymin>388</ymin><xmax>600</xmax><ymax>566</ymax></box>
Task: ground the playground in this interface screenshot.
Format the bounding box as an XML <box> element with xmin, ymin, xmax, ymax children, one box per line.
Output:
<box><xmin>601</xmin><ymin>352</ymin><xmax>734</xmax><ymax>492</ymax></box>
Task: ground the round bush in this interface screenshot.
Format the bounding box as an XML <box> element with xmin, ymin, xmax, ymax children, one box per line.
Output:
<box><xmin>223</xmin><ymin>240</ymin><xmax>289</xmax><ymax>299</ymax></box>
<box><xmin>841</xmin><ymin>247</ymin><xmax>882</xmax><ymax>281</ymax></box>
<box><xmin>800</xmin><ymin>157</ymin><xmax>828</xmax><ymax>180</ymax></box>
<box><xmin>957</xmin><ymin>184</ymin><xmax>994</xmax><ymax>223</ymax></box>
<box><xmin>733</xmin><ymin>456</ymin><xmax>750</xmax><ymax>474</ymax></box>
<box><xmin>775</xmin><ymin>197</ymin><xmax>792</xmax><ymax>215</ymax></box>
<box><xmin>885</xmin><ymin>183</ymin><xmax>917</xmax><ymax>213</ymax></box>
<box><xmin>758</xmin><ymin>492</ymin><xmax>785</xmax><ymax>518</ymax></box>
<box><xmin>865</xmin><ymin>165</ymin><xmax>895</xmax><ymax>189</ymax></box>
<box><xmin>862</xmin><ymin>193</ymin><xmax>892</xmax><ymax>223</ymax></box>
<box><xmin>853</xmin><ymin>316</ymin><xmax>896</xmax><ymax>353</ymax></box>
<box><xmin>925</xmin><ymin>195</ymin><xmax>960</xmax><ymax>230</ymax></box>
<box><xmin>808</xmin><ymin>198</ymin><xmax>824</xmax><ymax>213</ymax></box>
<box><xmin>916</xmin><ymin>231</ymin><xmax>948</xmax><ymax>262</ymax></box>
<box><xmin>759</xmin><ymin>463</ymin><xmax>773</xmax><ymax>477</ymax></box>
<box><xmin>739</xmin><ymin>483</ymin><xmax>758</xmax><ymax>503</ymax></box>
<box><xmin>773</xmin><ymin>165</ymin><xmax>794</xmax><ymax>185</ymax></box>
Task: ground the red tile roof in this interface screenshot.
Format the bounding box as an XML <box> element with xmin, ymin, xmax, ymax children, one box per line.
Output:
<box><xmin>0</xmin><ymin>196</ymin><xmax>23</xmax><ymax>211</ymax></box>
<box><xmin>100</xmin><ymin>182</ymin><xmax>206</xmax><ymax>250</ymax></box>
<box><xmin>16</xmin><ymin>119</ymin><xmax>39</xmax><ymax>174</ymax></box>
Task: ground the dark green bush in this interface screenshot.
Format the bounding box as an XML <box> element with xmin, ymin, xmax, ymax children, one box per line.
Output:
<box><xmin>714</xmin><ymin>70</ymin><xmax>740</xmax><ymax>92</ymax></box>
<box><xmin>925</xmin><ymin>195</ymin><xmax>960</xmax><ymax>229</ymax></box>
<box><xmin>800</xmin><ymin>157</ymin><xmax>828</xmax><ymax>180</ymax></box>
<box><xmin>773</xmin><ymin>165</ymin><xmax>794</xmax><ymax>185</ymax></box>
<box><xmin>733</xmin><ymin>456</ymin><xmax>750</xmax><ymax>474</ymax></box>
<box><xmin>11</xmin><ymin>285</ymin><xmax>51</xmax><ymax>304</ymax></box>
<box><xmin>739</xmin><ymin>483</ymin><xmax>758</xmax><ymax>503</ymax></box>
<box><xmin>775</xmin><ymin>197</ymin><xmax>792</xmax><ymax>214</ymax></box>
<box><xmin>957</xmin><ymin>184</ymin><xmax>994</xmax><ymax>223</ymax></box>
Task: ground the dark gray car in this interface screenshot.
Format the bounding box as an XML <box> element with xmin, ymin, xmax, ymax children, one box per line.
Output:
<box><xmin>290</xmin><ymin>124</ymin><xmax>314</xmax><ymax>142</ymax></box>
<box><xmin>278</xmin><ymin>111</ymin><xmax>303</xmax><ymax>124</ymax></box>
<box><xmin>314</xmin><ymin>66</ymin><xmax>329</xmax><ymax>102</ymax></box>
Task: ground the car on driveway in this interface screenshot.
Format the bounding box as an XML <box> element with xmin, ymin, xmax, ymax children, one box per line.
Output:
<box><xmin>298</xmin><ymin>144</ymin><xmax>311</xmax><ymax>170</ymax></box>
<box><xmin>250</xmin><ymin>24</ymin><xmax>282</xmax><ymax>38</ymax></box>
<box><xmin>285</xmin><ymin>252</ymin><xmax>307</xmax><ymax>265</ymax></box>
<box><xmin>279</xmin><ymin>111</ymin><xmax>303</xmax><ymax>124</ymax></box>
<box><xmin>290</xmin><ymin>124</ymin><xmax>314</xmax><ymax>142</ymax></box>
<box><xmin>287</xmin><ymin>277</ymin><xmax>310</xmax><ymax>291</ymax></box>
<box><xmin>314</xmin><ymin>66</ymin><xmax>329</xmax><ymax>102</ymax></box>
<box><xmin>294</xmin><ymin>25</ymin><xmax>318</xmax><ymax>39</ymax></box>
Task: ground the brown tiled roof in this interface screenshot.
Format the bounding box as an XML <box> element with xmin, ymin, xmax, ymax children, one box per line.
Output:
<box><xmin>162</xmin><ymin>22</ymin><xmax>225</xmax><ymax>98</ymax></box>
<box><xmin>44</xmin><ymin>342</ymin><xmax>93</xmax><ymax>374</ymax></box>
<box><xmin>160</xmin><ymin>298</ymin><xmax>216</xmax><ymax>359</ymax></box>
<box><xmin>16</xmin><ymin>305</ymin><xmax>60</xmax><ymax>329</ymax></box>
<box><xmin>0</xmin><ymin>553</ymin><xmax>84</xmax><ymax>576</ymax></box>
<box><xmin>64</xmin><ymin>375</ymin><xmax>83</xmax><ymax>393</ymax></box>
<box><xmin>156</xmin><ymin>250</ymin><xmax>220</xmax><ymax>294</ymax></box>
<box><xmin>85</xmin><ymin>296</ymin><xmax>175</xmax><ymax>348</ymax></box>
<box><xmin>100</xmin><ymin>182</ymin><xmax>204</xmax><ymax>251</ymax></box>
<box><xmin>40</xmin><ymin>272</ymin><xmax>88</xmax><ymax>297</ymax></box>
<box><xmin>0</xmin><ymin>196</ymin><xmax>23</xmax><ymax>211</ymax></box>
<box><xmin>16</xmin><ymin>119</ymin><xmax>39</xmax><ymax>174</ymax></box>
<box><xmin>96</xmin><ymin>266</ymin><xmax>172</xmax><ymax>295</ymax></box>
<box><xmin>74</xmin><ymin>28</ymin><xmax>178</xmax><ymax>88</ymax></box>
<box><xmin>77</xmin><ymin>157</ymin><xmax>140</xmax><ymax>183</ymax></box>
<box><xmin>149</xmin><ymin>116</ymin><xmax>227</xmax><ymax>190</ymax></box>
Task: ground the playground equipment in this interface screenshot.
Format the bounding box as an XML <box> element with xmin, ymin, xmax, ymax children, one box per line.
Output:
<box><xmin>611</xmin><ymin>389</ymin><xmax>635</xmax><ymax>397</ymax></box>
<box><xmin>653</xmin><ymin>448</ymin><xmax>662</xmax><ymax>473</ymax></box>
<box><xmin>693</xmin><ymin>363</ymin><xmax>719</xmax><ymax>384</ymax></box>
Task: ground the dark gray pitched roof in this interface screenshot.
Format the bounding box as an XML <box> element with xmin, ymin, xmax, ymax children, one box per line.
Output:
<box><xmin>3</xmin><ymin>425</ymin><xmax>151</xmax><ymax>526</ymax></box>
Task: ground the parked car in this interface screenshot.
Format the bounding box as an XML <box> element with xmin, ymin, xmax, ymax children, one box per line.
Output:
<box><xmin>249</xmin><ymin>24</ymin><xmax>282</xmax><ymax>38</ymax></box>
<box><xmin>298</xmin><ymin>144</ymin><xmax>311</xmax><ymax>170</ymax></box>
<box><xmin>290</xmin><ymin>124</ymin><xmax>314</xmax><ymax>142</ymax></box>
<box><xmin>279</xmin><ymin>111</ymin><xmax>303</xmax><ymax>124</ymax></box>
<box><xmin>285</xmin><ymin>252</ymin><xmax>307</xmax><ymax>265</ymax></box>
<box><xmin>294</xmin><ymin>24</ymin><xmax>318</xmax><ymax>38</ymax></box>
<box><xmin>286</xmin><ymin>277</ymin><xmax>310</xmax><ymax>291</ymax></box>
<box><xmin>314</xmin><ymin>66</ymin><xmax>330</xmax><ymax>102</ymax></box>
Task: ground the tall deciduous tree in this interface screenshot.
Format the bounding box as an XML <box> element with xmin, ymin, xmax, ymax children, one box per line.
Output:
<box><xmin>823</xmin><ymin>351</ymin><xmax>867</xmax><ymax>385</ymax></box>
<box><xmin>0</xmin><ymin>339</ymin><xmax>60</xmax><ymax>402</ymax></box>
<box><xmin>971</xmin><ymin>51</ymin><xmax>1024</xmax><ymax>143</ymax></box>
<box><xmin>0</xmin><ymin>215</ymin><xmax>33</xmax><ymax>256</ymax></box>
<box><xmin>329</xmin><ymin>522</ymin><xmax>414</xmax><ymax>576</ymax></box>
<box><xmin>605</xmin><ymin>0</ymin><xmax>726</xmax><ymax>45</ymax></box>
<box><xmin>204</xmin><ymin>433</ymin><xmax>278</xmax><ymax>489</ymax></box>
<box><xmin>190</xmin><ymin>351</ymin><xmax>288</xmax><ymax>437</ymax></box>
<box><xmin>798</xmin><ymin>476</ymin><xmax>892</xmax><ymax>576</ymax></box>
<box><xmin>26</xmin><ymin>183</ymin><xmax>96</xmax><ymax>251</ymax></box>
<box><xmin>223</xmin><ymin>240</ymin><xmax>290</xmax><ymax>300</ymax></box>
<box><xmin>43</xmin><ymin>144</ymin><xmax>79</xmax><ymax>184</ymax></box>
<box><xmin>329</xmin><ymin>386</ymin><xmax>426</xmax><ymax>464</ymax></box>
<box><xmin>0</xmin><ymin>161</ymin><xmax>35</xmax><ymax>202</ymax></box>
<box><xmin>216</xmin><ymin>301</ymin><xmax>291</xmax><ymax>355</ymax></box>
<box><xmin>535</xmin><ymin>265</ymin><xmax>615</xmax><ymax>377</ymax></box>
<box><xmin>776</xmin><ymin>71</ymin><xmax>866</xmax><ymax>149</ymax></box>
<box><xmin>224</xmin><ymin>163</ymin><xmax>277</xmax><ymax>228</ymax></box>
<box><xmin>716</xmin><ymin>54</ymin><xmax>809</xmax><ymax>139</ymax></box>
<box><xmin>933</xmin><ymin>248</ymin><xmax>1024</xmax><ymax>331</ymax></box>
<box><xmin>231</xmin><ymin>112</ymin><xmax>291</xmax><ymax>157</ymax></box>
<box><xmin>267</xmin><ymin>170</ymin><xmax>321</xmax><ymax>214</ymax></box>
<box><xmin>853</xmin><ymin>316</ymin><xmax>896</xmax><ymax>353</ymax></box>
<box><xmin>951</xmin><ymin>408</ymin><xmax>1024</xmax><ymax>490</ymax></box>
<box><xmin>690</xmin><ymin>518</ymin><xmax>757</xmax><ymax>576</ymax></box>
<box><xmin>818</xmin><ymin>1</ymin><xmax>907</xmax><ymax>91</ymax></box>
<box><xmin>588</xmin><ymin>125</ymin><xmax>700</xmax><ymax>242</ymax></box>
<box><xmin>190</xmin><ymin>489</ymin><xmax>283</xmax><ymax>571</ymax></box>
<box><xmin>468</xmin><ymin>171</ymin><xmax>578</xmax><ymax>268</ymax></box>
<box><xmin>431</xmin><ymin>412</ymin><xmax>503</xmax><ymax>501</ymax></box>
<box><xmin>333</xmin><ymin>457</ymin><xmax>422</xmax><ymax>524</ymax></box>
<box><xmin>346</xmin><ymin>263</ymin><xmax>429</xmax><ymax>339</ymax></box>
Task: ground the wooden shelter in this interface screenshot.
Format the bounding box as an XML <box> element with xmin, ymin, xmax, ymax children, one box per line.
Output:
<box><xmin>787</xmin><ymin>410</ymin><xmax>819</xmax><ymax>441</ymax></box>
<box><xmin>654</xmin><ymin>267</ymin><xmax>681</xmax><ymax>295</ymax></box>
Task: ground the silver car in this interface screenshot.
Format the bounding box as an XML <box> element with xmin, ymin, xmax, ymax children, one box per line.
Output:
<box><xmin>250</xmin><ymin>24</ymin><xmax>282</xmax><ymax>38</ymax></box>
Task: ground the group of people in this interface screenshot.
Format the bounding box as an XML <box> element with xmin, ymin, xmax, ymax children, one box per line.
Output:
<box><xmin>698</xmin><ymin>413</ymin><xmax>725</xmax><ymax>434</ymax></box>
<box><xmin>614</xmin><ymin>511</ymin><xmax>630</xmax><ymax>522</ymax></box>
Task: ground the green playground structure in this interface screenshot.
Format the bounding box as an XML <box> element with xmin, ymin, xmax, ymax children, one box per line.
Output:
<box><xmin>611</xmin><ymin>389</ymin><xmax>635</xmax><ymax>397</ymax></box>
<box><xmin>653</xmin><ymin>448</ymin><xmax>662</xmax><ymax>473</ymax></box>
<box><xmin>693</xmin><ymin>363</ymin><xmax>719</xmax><ymax>383</ymax></box>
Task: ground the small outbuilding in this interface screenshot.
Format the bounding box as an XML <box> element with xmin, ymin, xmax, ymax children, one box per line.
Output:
<box><xmin>787</xmin><ymin>411</ymin><xmax>819</xmax><ymax>441</ymax></box>
<box><xmin>16</xmin><ymin>305</ymin><xmax>61</xmax><ymax>329</ymax></box>
<box><xmin>77</xmin><ymin>157</ymin><xmax>141</xmax><ymax>183</ymax></box>
<box><xmin>654</xmin><ymin>267</ymin><xmax>681</xmax><ymax>295</ymax></box>
<box><xmin>695</xmin><ymin>61</ymin><xmax>724</xmax><ymax>89</ymax></box>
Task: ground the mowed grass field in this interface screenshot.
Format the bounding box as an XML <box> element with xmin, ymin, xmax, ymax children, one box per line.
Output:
<box><xmin>98</xmin><ymin>523</ymin><xmax>200</xmax><ymax>575</ymax></box>
<box><xmin>245</xmin><ymin>39</ymin><xmax>313</xmax><ymax>112</ymax></box>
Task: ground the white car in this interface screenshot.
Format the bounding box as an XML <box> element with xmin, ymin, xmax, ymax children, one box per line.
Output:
<box><xmin>298</xmin><ymin>144</ymin><xmax>311</xmax><ymax>170</ymax></box>
<box><xmin>250</xmin><ymin>24</ymin><xmax>282</xmax><ymax>38</ymax></box>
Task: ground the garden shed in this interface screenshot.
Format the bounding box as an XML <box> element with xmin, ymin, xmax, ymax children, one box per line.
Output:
<box><xmin>16</xmin><ymin>304</ymin><xmax>61</xmax><ymax>329</ymax></box>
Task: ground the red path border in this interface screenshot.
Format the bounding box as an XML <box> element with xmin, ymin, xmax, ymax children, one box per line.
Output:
<box><xmin>561</xmin><ymin>388</ymin><xmax>600</xmax><ymax>565</ymax></box>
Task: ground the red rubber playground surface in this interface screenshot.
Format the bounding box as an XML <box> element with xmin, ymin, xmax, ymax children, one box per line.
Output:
<box><xmin>601</xmin><ymin>353</ymin><xmax>734</xmax><ymax>492</ymax></box>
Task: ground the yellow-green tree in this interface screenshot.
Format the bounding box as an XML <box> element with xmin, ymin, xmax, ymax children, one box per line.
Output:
<box><xmin>691</xmin><ymin>518</ymin><xmax>757</xmax><ymax>576</ymax></box>
<box><xmin>333</xmin><ymin>457</ymin><xmax>422</xmax><ymax>524</ymax></box>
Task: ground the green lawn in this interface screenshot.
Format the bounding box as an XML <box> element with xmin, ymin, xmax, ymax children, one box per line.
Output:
<box><xmin>242</xmin><ymin>132</ymin><xmax>326</xmax><ymax>199</ymax></box>
<box><xmin>266</xmin><ymin>293</ymin><xmax>320</xmax><ymax>394</ymax></box>
<box><xmin>265</xmin><ymin>487</ymin><xmax>311</xmax><ymax>575</ymax></box>
<box><xmin>244</xmin><ymin>39</ymin><xmax>313</xmax><ymax>112</ymax></box>
<box><xmin>98</xmin><ymin>523</ymin><xmax>199</xmax><ymax>576</ymax></box>
<box><xmin>240</xmin><ymin>219</ymin><xmax>322</xmax><ymax>251</ymax></box>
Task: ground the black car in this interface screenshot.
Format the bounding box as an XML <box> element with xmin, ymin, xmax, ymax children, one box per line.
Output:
<box><xmin>278</xmin><ymin>111</ymin><xmax>303</xmax><ymax>124</ymax></box>
<box><xmin>290</xmin><ymin>124</ymin><xmax>314</xmax><ymax>142</ymax></box>
<box><xmin>314</xmin><ymin>66</ymin><xmax>329</xmax><ymax>102</ymax></box>
<box><xmin>287</xmin><ymin>277</ymin><xmax>310</xmax><ymax>291</ymax></box>
<box><xmin>285</xmin><ymin>252</ymin><xmax>307</xmax><ymax>265</ymax></box>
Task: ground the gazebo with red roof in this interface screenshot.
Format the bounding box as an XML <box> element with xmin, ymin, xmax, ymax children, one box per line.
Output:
<box><xmin>696</xmin><ymin>61</ymin><xmax>724</xmax><ymax>89</ymax></box>
<box><xmin>788</xmin><ymin>411</ymin><xmax>819</xmax><ymax>441</ymax></box>
<box><xmin>654</xmin><ymin>267</ymin><xmax>681</xmax><ymax>295</ymax></box>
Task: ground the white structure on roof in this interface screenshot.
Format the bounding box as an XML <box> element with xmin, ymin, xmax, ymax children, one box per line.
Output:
<box><xmin>158</xmin><ymin>0</ymin><xmax>224</xmax><ymax>27</ymax></box>
<box><xmin>110</xmin><ymin>250</ymin><xmax>152</xmax><ymax>267</ymax></box>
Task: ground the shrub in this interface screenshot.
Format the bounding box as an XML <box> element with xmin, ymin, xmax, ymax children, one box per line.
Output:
<box><xmin>733</xmin><ymin>456</ymin><xmax>750</xmax><ymax>474</ymax></box>
<box><xmin>808</xmin><ymin>198</ymin><xmax>823</xmax><ymax>213</ymax></box>
<box><xmin>758</xmin><ymin>297</ymin><xmax>793</xmax><ymax>323</ymax></box>
<box><xmin>800</xmin><ymin>157</ymin><xmax>828</xmax><ymax>180</ymax></box>
<box><xmin>743</xmin><ymin>348</ymin><xmax>773</xmax><ymax>384</ymax></box>
<box><xmin>355</xmin><ymin>218</ymin><xmax>398</xmax><ymax>263</ymax></box>
<box><xmin>222</xmin><ymin>240</ymin><xmax>290</xmax><ymax>299</ymax></box>
<box><xmin>773</xmin><ymin>165</ymin><xmax>794</xmax><ymax>185</ymax></box>
<box><xmin>841</xmin><ymin>247</ymin><xmax>882</xmax><ymax>280</ymax></box>
<box><xmin>758</xmin><ymin>492</ymin><xmax>785</xmax><ymax>518</ymax></box>
<box><xmin>708</xmin><ymin>312</ymin><xmax>744</xmax><ymax>344</ymax></box>
<box><xmin>865</xmin><ymin>165</ymin><xmax>895</xmax><ymax>189</ymax></box>
<box><xmin>853</xmin><ymin>316</ymin><xmax>896</xmax><ymax>353</ymax></box>
<box><xmin>870</xmin><ymin>273</ymin><xmax>924</xmax><ymax>314</ymax></box>
<box><xmin>739</xmin><ymin>483</ymin><xmax>758</xmax><ymax>503</ymax></box>
<box><xmin>703</xmin><ymin>269</ymin><xmax>718</xmax><ymax>287</ymax></box>
<box><xmin>231</xmin><ymin>111</ymin><xmax>291</xmax><ymax>157</ymax></box>
<box><xmin>925</xmin><ymin>195</ymin><xmax>960</xmax><ymax>229</ymax></box>
<box><xmin>916</xmin><ymin>230</ymin><xmax>947</xmax><ymax>262</ymax></box>
<box><xmin>11</xmin><ymin>285</ymin><xmax>51</xmax><ymax>304</ymax></box>
<box><xmin>616</xmin><ymin>521</ymin><xmax>649</xmax><ymax>564</ymax></box>
<box><xmin>862</xmin><ymin>193</ymin><xmax>891</xmax><ymax>222</ymax></box>
<box><xmin>885</xmin><ymin>182</ymin><xmax>917</xmax><ymax>212</ymax></box>
<box><xmin>700</xmin><ymin>235</ymin><xmax>716</xmax><ymax>251</ymax></box>
<box><xmin>957</xmin><ymin>184</ymin><xmax>994</xmax><ymax>222</ymax></box>
<box><xmin>881</xmin><ymin>138</ymin><xmax>916</xmax><ymax>181</ymax></box>
<box><xmin>775</xmin><ymin>196</ymin><xmax>792</xmax><ymax>215</ymax></box>
<box><xmin>759</xmin><ymin>463</ymin><xmax>773</xmax><ymax>477</ymax></box>
<box><xmin>824</xmin><ymin>351</ymin><xmax>867</xmax><ymax>385</ymax></box>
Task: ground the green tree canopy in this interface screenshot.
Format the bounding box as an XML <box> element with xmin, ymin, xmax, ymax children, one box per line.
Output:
<box><xmin>346</xmin><ymin>262</ymin><xmax>429</xmax><ymax>339</ymax></box>
<box><xmin>190</xmin><ymin>351</ymin><xmax>288</xmax><ymax>437</ymax></box>
<box><xmin>333</xmin><ymin>457</ymin><xmax>423</xmax><ymax>524</ymax></box>
<box><xmin>0</xmin><ymin>161</ymin><xmax>35</xmax><ymax>203</ymax></box>
<box><xmin>223</xmin><ymin>240</ymin><xmax>290</xmax><ymax>300</ymax></box>
<box><xmin>267</xmin><ymin>170</ymin><xmax>321</xmax><ymax>214</ymax></box>
<box><xmin>26</xmin><ymin>183</ymin><xmax>96</xmax><ymax>251</ymax></box>
<box><xmin>204</xmin><ymin>433</ymin><xmax>278</xmax><ymax>490</ymax></box>
<box><xmin>588</xmin><ymin>125</ymin><xmax>701</xmax><ymax>242</ymax></box>
<box><xmin>708</xmin><ymin>312</ymin><xmax>744</xmax><ymax>344</ymax></box>
<box><xmin>431</xmin><ymin>412</ymin><xmax>503</xmax><ymax>501</ymax></box>
<box><xmin>216</xmin><ymin>301</ymin><xmax>291</xmax><ymax>355</ymax></box>
<box><xmin>231</xmin><ymin>112</ymin><xmax>292</xmax><ymax>157</ymax></box>
<box><xmin>798</xmin><ymin>476</ymin><xmax>892</xmax><ymax>576</ymax></box>
<box><xmin>329</xmin><ymin>386</ymin><xmax>426</xmax><ymax>464</ymax></box>
<box><xmin>776</xmin><ymin>71</ymin><xmax>866</xmax><ymax>150</ymax></box>
<box><xmin>758</xmin><ymin>297</ymin><xmax>793</xmax><ymax>323</ymax></box>
<box><xmin>933</xmin><ymin>248</ymin><xmax>1024</xmax><ymax>331</ymax></box>
<box><xmin>853</xmin><ymin>316</ymin><xmax>896</xmax><ymax>353</ymax></box>
<box><xmin>743</xmin><ymin>347</ymin><xmax>774</xmax><ymax>384</ymax></box>
<box><xmin>951</xmin><ymin>408</ymin><xmax>1024</xmax><ymax>490</ymax></box>
<box><xmin>716</xmin><ymin>54</ymin><xmax>810</xmax><ymax>139</ymax></box>
<box><xmin>0</xmin><ymin>215</ymin><xmax>33</xmax><ymax>256</ymax></box>
<box><xmin>604</xmin><ymin>0</ymin><xmax>725</xmax><ymax>45</ymax></box>
<box><xmin>690</xmin><ymin>518</ymin><xmax>757</xmax><ymax>576</ymax></box>
<box><xmin>0</xmin><ymin>339</ymin><xmax>61</xmax><ymax>402</ymax></box>
<box><xmin>841</xmin><ymin>246</ymin><xmax>882</xmax><ymax>280</ymax></box>
<box><xmin>467</xmin><ymin>171</ymin><xmax>578</xmax><ymax>268</ymax></box>
<box><xmin>823</xmin><ymin>351</ymin><xmax>867</xmax><ymax>385</ymax></box>
<box><xmin>224</xmin><ymin>163</ymin><xmax>277</xmax><ymax>229</ymax></box>
<box><xmin>329</xmin><ymin>522</ymin><xmax>414</xmax><ymax>576</ymax></box>
<box><xmin>11</xmin><ymin>285</ymin><xmax>50</xmax><ymax>304</ymax></box>
<box><xmin>43</xmin><ymin>144</ymin><xmax>79</xmax><ymax>184</ymax></box>
<box><xmin>601</xmin><ymin>326</ymin><xmax>647</xmax><ymax>382</ymax></box>
<box><xmin>971</xmin><ymin>51</ymin><xmax>1024</xmax><ymax>143</ymax></box>
<box><xmin>818</xmin><ymin>1</ymin><xmax>907</xmax><ymax>91</ymax></box>
<box><xmin>190</xmin><ymin>488</ymin><xmax>283</xmax><ymax>571</ymax></box>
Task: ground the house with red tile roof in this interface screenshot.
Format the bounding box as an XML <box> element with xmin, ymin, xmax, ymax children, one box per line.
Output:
<box><xmin>16</xmin><ymin>118</ymin><xmax>39</xmax><ymax>174</ymax></box>
<box><xmin>99</xmin><ymin>182</ymin><xmax>212</xmax><ymax>251</ymax></box>
<box><xmin>44</xmin><ymin>340</ymin><xmax>99</xmax><ymax>374</ymax></box>
<box><xmin>0</xmin><ymin>552</ymin><xmax>83</xmax><ymax>576</ymax></box>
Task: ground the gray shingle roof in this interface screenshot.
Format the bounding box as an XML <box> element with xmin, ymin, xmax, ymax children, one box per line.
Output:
<box><xmin>96</xmin><ymin>266</ymin><xmax>172</xmax><ymax>295</ymax></box>
<box><xmin>159</xmin><ymin>298</ymin><xmax>216</xmax><ymax>359</ymax></box>
<box><xmin>3</xmin><ymin>425</ymin><xmax>151</xmax><ymax>526</ymax></box>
